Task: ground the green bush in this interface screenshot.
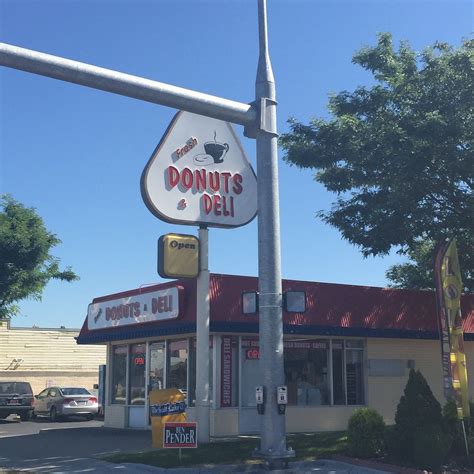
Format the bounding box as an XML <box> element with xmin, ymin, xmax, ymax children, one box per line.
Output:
<box><xmin>388</xmin><ymin>369</ymin><xmax>445</xmax><ymax>464</ymax></box>
<box><xmin>347</xmin><ymin>408</ymin><xmax>386</xmax><ymax>458</ymax></box>
<box><xmin>443</xmin><ymin>398</ymin><xmax>466</xmax><ymax>454</ymax></box>
<box><xmin>413</xmin><ymin>424</ymin><xmax>451</xmax><ymax>470</ymax></box>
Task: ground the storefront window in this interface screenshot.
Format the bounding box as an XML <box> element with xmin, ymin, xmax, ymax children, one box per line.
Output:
<box><xmin>284</xmin><ymin>340</ymin><xmax>329</xmax><ymax>406</ymax></box>
<box><xmin>241</xmin><ymin>338</ymin><xmax>261</xmax><ymax>407</ymax></box>
<box><xmin>149</xmin><ymin>342</ymin><xmax>165</xmax><ymax>391</ymax></box>
<box><xmin>332</xmin><ymin>341</ymin><xmax>345</xmax><ymax>405</ymax></box>
<box><xmin>111</xmin><ymin>345</ymin><xmax>127</xmax><ymax>404</ymax></box>
<box><xmin>240</xmin><ymin>338</ymin><xmax>365</xmax><ymax>408</ymax></box>
<box><xmin>346</xmin><ymin>342</ymin><xmax>365</xmax><ymax>405</ymax></box>
<box><xmin>129</xmin><ymin>343</ymin><xmax>146</xmax><ymax>405</ymax></box>
<box><xmin>167</xmin><ymin>339</ymin><xmax>188</xmax><ymax>394</ymax></box>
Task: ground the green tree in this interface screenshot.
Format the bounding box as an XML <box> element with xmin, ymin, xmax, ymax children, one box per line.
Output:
<box><xmin>0</xmin><ymin>195</ymin><xmax>78</xmax><ymax>319</ymax></box>
<box><xmin>388</xmin><ymin>369</ymin><xmax>451</xmax><ymax>469</ymax></box>
<box><xmin>280</xmin><ymin>34</ymin><xmax>473</xmax><ymax>291</ymax></box>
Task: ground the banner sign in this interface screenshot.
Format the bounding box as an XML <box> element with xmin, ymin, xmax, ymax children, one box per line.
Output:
<box><xmin>434</xmin><ymin>238</ymin><xmax>470</xmax><ymax>418</ymax></box>
<box><xmin>141</xmin><ymin>110</ymin><xmax>257</xmax><ymax>229</ymax></box>
<box><xmin>163</xmin><ymin>422</ymin><xmax>197</xmax><ymax>448</ymax></box>
<box><xmin>149</xmin><ymin>388</ymin><xmax>187</xmax><ymax>449</ymax></box>
<box><xmin>241</xmin><ymin>339</ymin><xmax>328</xmax><ymax>350</ymax></box>
<box><xmin>150</xmin><ymin>401</ymin><xmax>186</xmax><ymax>417</ymax></box>
<box><xmin>87</xmin><ymin>286</ymin><xmax>181</xmax><ymax>330</ymax></box>
<box><xmin>220</xmin><ymin>336</ymin><xmax>233</xmax><ymax>407</ymax></box>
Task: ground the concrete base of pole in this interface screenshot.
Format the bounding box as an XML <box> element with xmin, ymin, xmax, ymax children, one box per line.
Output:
<box><xmin>252</xmin><ymin>448</ymin><xmax>295</xmax><ymax>471</ymax></box>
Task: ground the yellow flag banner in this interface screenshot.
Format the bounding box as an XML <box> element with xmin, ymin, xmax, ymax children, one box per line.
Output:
<box><xmin>434</xmin><ymin>238</ymin><xmax>470</xmax><ymax>419</ymax></box>
<box><xmin>149</xmin><ymin>388</ymin><xmax>187</xmax><ymax>448</ymax></box>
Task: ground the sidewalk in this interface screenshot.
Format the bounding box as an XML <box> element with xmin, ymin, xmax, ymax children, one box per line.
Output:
<box><xmin>0</xmin><ymin>426</ymin><xmax>402</xmax><ymax>473</ymax></box>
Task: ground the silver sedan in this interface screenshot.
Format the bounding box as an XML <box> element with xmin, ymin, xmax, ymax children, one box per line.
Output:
<box><xmin>34</xmin><ymin>387</ymin><xmax>99</xmax><ymax>421</ymax></box>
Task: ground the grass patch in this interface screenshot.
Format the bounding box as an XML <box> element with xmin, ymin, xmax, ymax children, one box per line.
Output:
<box><xmin>104</xmin><ymin>431</ymin><xmax>347</xmax><ymax>469</ymax></box>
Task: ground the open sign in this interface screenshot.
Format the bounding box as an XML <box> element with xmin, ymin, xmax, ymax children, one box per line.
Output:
<box><xmin>134</xmin><ymin>356</ymin><xmax>145</xmax><ymax>366</ymax></box>
<box><xmin>245</xmin><ymin>349</ymin><xmax>260</xmax><ymax>360</ymax></box>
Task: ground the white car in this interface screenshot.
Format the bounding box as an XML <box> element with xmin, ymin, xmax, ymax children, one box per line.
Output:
<box><xmin>34</xmin><ymin>387</ymin><xmax>98</xmax><ymax>421</ymax></box>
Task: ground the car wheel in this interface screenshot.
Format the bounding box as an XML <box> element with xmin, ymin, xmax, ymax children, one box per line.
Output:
<box><xmin>19</xmin><ymin>411</ymin><xmax>32</xmax><ymax>422</ymax></box>
<box><xmin>50</xmin><ymin>406</ymin><xmax>58</xmax><ymax>422</ymax></box>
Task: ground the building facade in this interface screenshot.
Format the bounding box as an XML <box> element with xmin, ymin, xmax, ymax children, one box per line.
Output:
<box><xmin>77</xmin><ymin>274</ymin><xmax>474</xmax><ymax>434</ymax></box>
<box><xmin>0</xmin><ymin>320</ymin><xmax>106</xmax><ymax>395</ymax></box>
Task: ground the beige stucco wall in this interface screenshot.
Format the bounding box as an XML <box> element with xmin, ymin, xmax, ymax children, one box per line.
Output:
<box><xmin>0</xmin><ymin>320</ymin><xmax>106</xmax><ymax>395</ymax></box>
<box><xmin>367</xmin><ymin>338</ymin><xmax>474</xmax><ymax>425</ymax></box>
<box><xmin>285</xmin><ymin>405</ymin><xmax>360</xmax><ymax>432</ymax></box>
<box><xmin>104</xmin><ymin>404</ymin><xmax>128</xmax><ymax>428</ymax></box>
<box><xmin>211</xmin><ymin>408</ymin><xmax>239</xmax><ymax>437</ymax></box>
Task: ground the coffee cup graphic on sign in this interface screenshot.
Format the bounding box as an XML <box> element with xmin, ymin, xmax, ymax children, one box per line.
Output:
<box><xmin>204</xmin><ymin>140</ymin><xmax>229</xmax><ymax>163</ymax></box>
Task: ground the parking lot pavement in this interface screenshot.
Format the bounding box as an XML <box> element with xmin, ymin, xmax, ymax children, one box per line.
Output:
<box><xmin>0</xmin><ymin>418</ymin><xmax>391</xmax><ymax>473</ymax></box>
<box><xmin>0</xmin><ymin>417</ymin><xmax>152</xmax><ymax>472</ymax></box>
<box><xmin>0</xmin><ymin>415</ymin><xmax>103</xmax><ymax>438</ymax></box>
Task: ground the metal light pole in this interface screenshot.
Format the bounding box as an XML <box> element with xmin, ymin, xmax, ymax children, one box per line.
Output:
<box><xmin>253</xmin><ymin>0</ymin><xmax>293</xmax><ymax>466</ymax></box>
<box><xmin>0</xmin><ymin>0</ymin><xmax>292</xmax><ymax>466</ymax></box>
<box><xmin>196</xmin><ymin>225</ymin><xmax>210</xmax><ymax>443</ymax></box>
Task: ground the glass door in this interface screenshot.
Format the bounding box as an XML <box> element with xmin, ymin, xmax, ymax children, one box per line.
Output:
<box><xmin>149</xmin><ymin>342</ymin><xmax>165</xmax><ymax>391</ymax></box>
<box><xmin>148</xmin><ymin>342</ymin><xmax>165</xmax><ymax>425</ymax></box>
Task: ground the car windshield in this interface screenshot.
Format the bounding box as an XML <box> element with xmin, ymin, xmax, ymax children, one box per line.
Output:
<box><xmin>0</xmin><ymin>382</ymin><xmax>32</xmax><ymax>395</ymax></box>
<box><xmin>60</xmin><ymin>388</ymin><xmax>91</xmax><ymax>396</ymax></box>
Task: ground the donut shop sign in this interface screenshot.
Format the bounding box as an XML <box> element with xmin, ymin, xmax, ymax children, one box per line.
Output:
<box><xmin>141</xmin><ymin>111</ymin><xmax>257</xmax><ymax>228</ymax></box>
<box><xmin>87</xmin><ymin>287</ymin><xmax>181</xmax><ymax>330</ymax></box>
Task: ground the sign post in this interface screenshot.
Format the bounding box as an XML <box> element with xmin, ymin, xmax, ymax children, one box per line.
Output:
<box><xmin>141</xmin><ymin>110</ymin><xmax>258</xmax><ymax>444</ymax></box>
<box><xmin>0</xmin><ymin>0</ymin><xmax>293</xmax><ymax>466</ymax></box>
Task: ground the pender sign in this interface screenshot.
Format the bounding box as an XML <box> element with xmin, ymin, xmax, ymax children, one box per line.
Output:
<box><xmin>141</xmin><ymin>111</ymin><xmax>257</xmax><ymax>228</ymax></box>
<box><xmin>163</xmin><ymin>422</ymin><xmax>198</xmax><ymax>448</ymax></box>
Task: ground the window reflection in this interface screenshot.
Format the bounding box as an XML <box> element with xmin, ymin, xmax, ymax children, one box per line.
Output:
<box><xmin>111</xmin><ymin>345</ymin><xmax>127</xmax><ymax>404</ymax></box>
<box><xmin>149</xmin><ymin>342</ymin><xmax>165</xmax><ymax>391</ymax></box>
<box><xmin>129</xmin><ymin>343</ymin><xmax>146</xmax><ymax>405</ymax></box>
<box><xmin>167</xmin><ymin>339</ymin><xmax>188</xmax><ymax>394</ymax></box>
<box><xmin>284</xmin><ymin>340</ymin><xmax>329</xmax><ymax>406</ymax></box>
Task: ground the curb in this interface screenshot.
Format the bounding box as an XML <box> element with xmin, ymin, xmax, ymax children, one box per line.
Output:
<box><xmin>330</xmin><ymin>455</ymin><xmax>429</xmax><ymax>474</ymax></box>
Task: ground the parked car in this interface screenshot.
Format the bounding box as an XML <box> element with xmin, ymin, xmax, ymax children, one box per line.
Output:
<box><xmin>0</xmin><ymin>381</ymin><xmax>35</xmax><ymax>421</ymax></box>
<box><xmin>34</xmin><ymin>387</ymin><xmax>98</xmax><ymax>421</ymax></box>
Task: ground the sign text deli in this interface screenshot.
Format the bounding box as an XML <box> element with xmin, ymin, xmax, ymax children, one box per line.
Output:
<box><xmin>87</xmin><ymin>286</ymin><xmax>181</xmax><ymax>330</ymax></box>
<box><xmin>141</xmin><ymin>111</ymin><xmax>258</xmax><ymax>228</ymax></box>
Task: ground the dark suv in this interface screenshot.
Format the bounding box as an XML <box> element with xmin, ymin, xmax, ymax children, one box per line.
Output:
<box><xmin>0</xmin><ymin>381</ymin><xmax>35</xmax><ymax>421</ymax></box>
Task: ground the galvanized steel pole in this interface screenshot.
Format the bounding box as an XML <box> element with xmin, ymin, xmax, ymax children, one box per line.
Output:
<box><xmin>196</xmin><ymin>226</ymin><xmax>210</xmax><ymax>443</ymax></box>
<box><xmin>0</xmin><ymin>43</ymin><xmax>256</xmax><ymax>127</ymax></box>
<box><xmin>254</xmin><ymin>0</ymin><xmax>293</xmax><ymax>466</ymax></box>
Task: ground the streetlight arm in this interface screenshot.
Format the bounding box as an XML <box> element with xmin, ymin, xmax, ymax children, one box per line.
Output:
<box><xmin>0</xmin><ymin>42</ymin><xmax>256</xmax><ymax>127</ymax></box>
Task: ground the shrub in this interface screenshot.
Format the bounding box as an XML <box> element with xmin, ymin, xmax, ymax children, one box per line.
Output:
<box><xmin>413</xmin><ymin>424</ymin><xmax>451</xmax><ymax>470</ymax></box>
<box><xmin>443</xmin><ymin>398</ymin><xmax>467</xmax><ymax>454</ymax></box>
<box><xmin>388</xmin><ymin>369</ymin><xmax>444</xmax><ymax>464</ymax></box>
<box><xmin>347</xmin><ymin>408</ymin><xmax>386</xmax><ymax>458</ymax></box>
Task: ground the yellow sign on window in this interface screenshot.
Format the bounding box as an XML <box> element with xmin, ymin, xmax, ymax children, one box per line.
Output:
<box><xmin>158</xmin><ymin>233</ymin><xmax>199</xmax><ymax>279</ymax></box>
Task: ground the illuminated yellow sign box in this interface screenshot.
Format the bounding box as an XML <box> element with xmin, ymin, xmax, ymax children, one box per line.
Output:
<box><xmin>158</xmin><ymin>234</ymin><xmax>199</xmax><ymax>279</ymax></box>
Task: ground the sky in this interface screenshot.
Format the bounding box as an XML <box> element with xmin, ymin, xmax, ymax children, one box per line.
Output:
<box><xmin>0</xmin><ymin>0</ymin><xmax>472</xmax><ymax>329</ymax></box>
